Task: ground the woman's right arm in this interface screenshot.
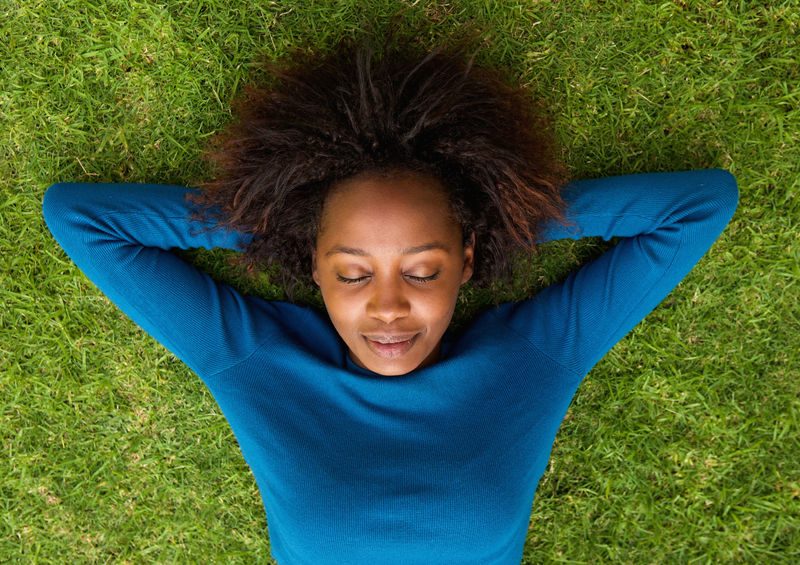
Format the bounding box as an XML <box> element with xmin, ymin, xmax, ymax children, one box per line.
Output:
<box><xmin>42</xmin><ymin>182</ymin><xmax>290</xmax><ymax>380</ymax></box>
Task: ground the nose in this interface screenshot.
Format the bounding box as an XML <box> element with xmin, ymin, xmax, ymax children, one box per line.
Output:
<box><xmin>366</xmin><ymin>277</ymin><xmax>411</xmax><ymax>324</ymax></box>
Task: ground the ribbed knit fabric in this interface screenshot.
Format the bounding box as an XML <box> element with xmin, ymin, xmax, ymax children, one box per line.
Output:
<box><xmin>42</xmin><ymin>169</ymin><xmax>738</xmax><ymax>564</ymax></box>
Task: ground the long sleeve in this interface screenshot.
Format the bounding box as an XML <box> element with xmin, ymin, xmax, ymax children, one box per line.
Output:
<box><xmin>490</xmin><ymin>168</ymin><xmax>739</xmax><ymax>379</ymax></box>
<box><xmin>41</xmin><ymin>182</ymin><xmax>285</xmax><ymax>379</ymax></box>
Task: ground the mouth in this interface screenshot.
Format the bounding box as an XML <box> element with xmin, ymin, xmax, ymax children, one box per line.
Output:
<box><xmin>363</xmin><ymin>333</ymin><xmax>419</xmax><ymax>359</ymax></box>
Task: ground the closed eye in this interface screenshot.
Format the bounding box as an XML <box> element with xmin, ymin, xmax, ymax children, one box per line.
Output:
<box><xmin>407</xmin><ymin>273</ymin><xmax>440</xmax><ymax>284</ymax></box>
<box><xmin>336</xmin><ymin>273</ymin><xmax>440</xmax><ymax>285</ymax></box>
<box><xmin>336</xmin><ymin>275</ymin><xmax>369</xmax><ymax>285</ymax></box>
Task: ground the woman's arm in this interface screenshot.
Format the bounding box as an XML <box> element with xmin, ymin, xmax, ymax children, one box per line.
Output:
<box><xmin>42</xmin><ymin>182</ymin><xmax>289</xmax><ymax>380</ymax></box>
<box><xmin>490</xmin><ymin>168</ymin><xmax>739</xmax><ymax>379</ymax></box>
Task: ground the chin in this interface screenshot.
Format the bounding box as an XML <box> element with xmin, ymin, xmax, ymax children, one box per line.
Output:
<box><xmin>372</xmin><ymin>365</ymin><xmax>416</xmax><ymax>377</ymax></box>
<box><xmin>359</xmin><ymin>357</ymin><xmax>412</xmax><ymax>376</ymax></box>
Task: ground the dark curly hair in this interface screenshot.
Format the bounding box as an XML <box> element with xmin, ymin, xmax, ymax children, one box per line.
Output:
<box><xmin>185</xmin><ymin>20</ymin><xmax>575</xmax><ymax>302</ymax></box>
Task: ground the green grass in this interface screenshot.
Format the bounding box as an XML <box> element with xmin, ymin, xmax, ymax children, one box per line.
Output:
<box><xmin>2</xmin><ymin>0</ymin><xmax>798</xmax><ymax>562</ymax></box>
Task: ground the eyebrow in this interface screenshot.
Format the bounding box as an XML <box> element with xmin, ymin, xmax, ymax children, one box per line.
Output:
<box><xmin>324</xmin><ymin>241</ymin><xmax>451</xmax><ymax>257</ymax></box>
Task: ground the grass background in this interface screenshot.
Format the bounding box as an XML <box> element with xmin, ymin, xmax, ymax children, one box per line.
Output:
<box><xmin>2</xmin><ymin>0</ymin><xmax>798</xmax><ymax>562</ymax></box>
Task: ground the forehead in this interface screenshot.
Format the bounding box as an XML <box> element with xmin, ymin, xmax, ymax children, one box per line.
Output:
<box><xmin>318</xmin><ymin>171</ymin><xmax>459</xmax><ymax>245</ymax></box>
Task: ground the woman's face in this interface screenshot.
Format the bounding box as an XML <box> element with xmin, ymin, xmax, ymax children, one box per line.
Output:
<box><xmin>312</xmin><ymin>170</ymin><xmax>474</xmax><ymax>376</ymax></box>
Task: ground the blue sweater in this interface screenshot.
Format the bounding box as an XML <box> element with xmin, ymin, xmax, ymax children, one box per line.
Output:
<box><xmin>42</xmin><ymin>169</ymin><xmax>738</xmax><ymax>564</ymax></box>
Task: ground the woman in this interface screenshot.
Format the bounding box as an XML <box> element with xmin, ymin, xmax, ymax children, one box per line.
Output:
<box><xmin>42</xmin><ymin>26</ymin><xmax>738</xmax><ymax>565</ymax></box>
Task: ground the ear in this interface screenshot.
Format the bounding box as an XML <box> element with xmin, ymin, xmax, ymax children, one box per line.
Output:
<box><xmin>461</xmin><ymin>231</ymin><xmax>475</xmax><ymax>285</ymax></box>
<box><xmin>311</xmin><ymin>247</ymin><xmax>320</xmax><ymax>287</ymax></box>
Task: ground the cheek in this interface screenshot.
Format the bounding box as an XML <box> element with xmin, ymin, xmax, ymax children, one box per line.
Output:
<box><xmin>413</xmin><ymin>291</ymin><xmax>460</xmax><ymax>335</ymax></box>
<box><xmin>427</xmin><ymin>291</ymin><xmax>457</xmax><ymax>315</ymax></box>
<box><xmin>320</xmin><ymin>289</ymin><xmax>362</xmax><ymax>333</ymax></box>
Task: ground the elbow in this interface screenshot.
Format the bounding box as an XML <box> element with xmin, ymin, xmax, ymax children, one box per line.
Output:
<box><xmin>42</xmin><ymin>182</ymin><xmax>67</xmax><ymax>230</ymax></box>
<box><xmin>42</xmin><ymin>182</ymin><xmax>82</xmax><ymax>237</ymax></box>
<box><xmin>706</xmin><ymin>168</ymin><xmax>739</xmax><ymax>217</ymax></box>
<box><xmin>694</xmin><ymin>169</ymin><xmax>739</xmax><ymax>229</ymax></box>
<box><xmin>42</xmin><ymin>182</ymin><xmax>73</xmax><ymax>217</ymax></box>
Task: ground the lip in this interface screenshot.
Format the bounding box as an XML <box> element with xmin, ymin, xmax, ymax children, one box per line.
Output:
<box><xmin>363</xmin><ymin>333</ymin><xmax>419</xmax><ymax>343</ymax></box>
<box><xmin>363</xmin><ymin>333</ymin><xmax>419</xmax><ymax>359</ymax></box>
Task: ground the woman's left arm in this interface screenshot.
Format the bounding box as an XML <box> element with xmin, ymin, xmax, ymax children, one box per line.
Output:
<box><xmin>489</xmin><ymin>168</ymin><xmax>739</xmax><ymax>379</ymax></box>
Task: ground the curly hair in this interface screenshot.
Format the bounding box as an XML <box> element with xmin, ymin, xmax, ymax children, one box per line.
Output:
<box><xmin>185</xmin><ymin>20</ymin><xmax>575</xmax><ymax>302</ymax></box>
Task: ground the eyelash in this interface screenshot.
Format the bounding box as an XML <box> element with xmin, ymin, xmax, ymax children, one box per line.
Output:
<box><xmin>336</xmin><ymin>273</ymin><xmax>440</xmax><ymax>285</ymax></box>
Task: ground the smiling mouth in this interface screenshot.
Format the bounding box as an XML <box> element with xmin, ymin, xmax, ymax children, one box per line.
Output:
<box><xmin>364</xmin><ymin>334</ymin><xmax>418</xmax><ymax>344</ymax></box>
<box><xmin>363</xmin><ymin>334</ymin><xmax>418</xmax><ymax>359</ymax></box>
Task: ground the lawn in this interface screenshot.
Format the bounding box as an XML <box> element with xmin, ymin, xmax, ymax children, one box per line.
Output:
<box><xmin>2</xmin><ymin>0</ymin><xmax>798</xmax><ymax>562</ymax></box>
